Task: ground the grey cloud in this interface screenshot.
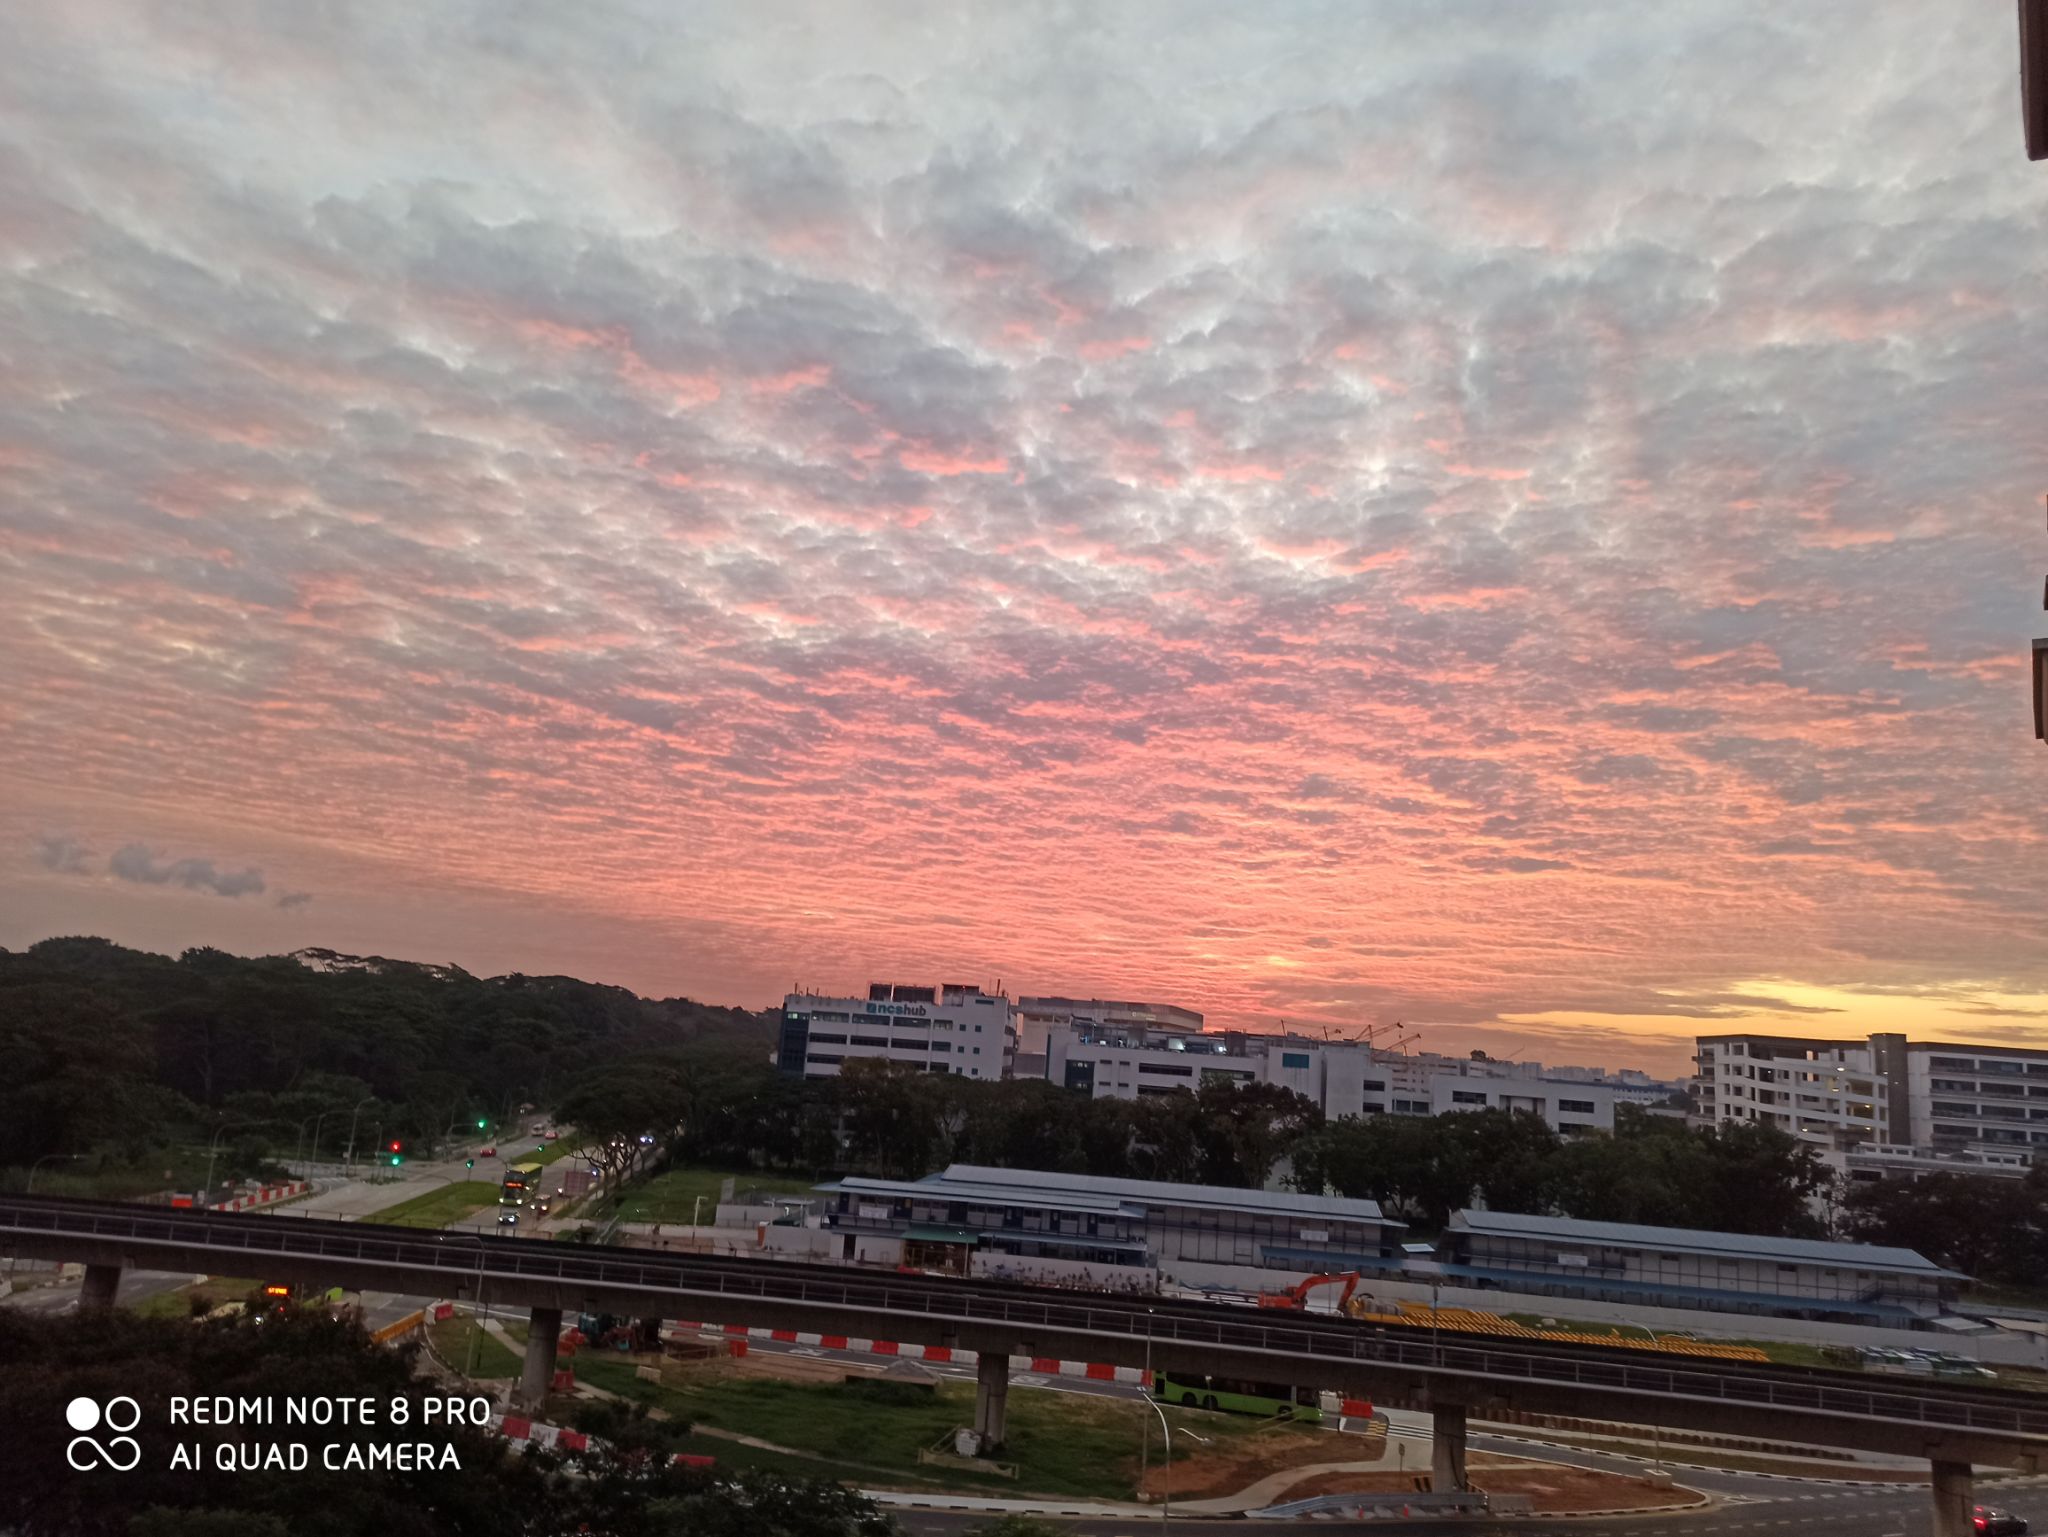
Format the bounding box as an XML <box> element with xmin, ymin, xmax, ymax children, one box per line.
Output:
<box><xmin>33</xmin><ymin>834</ymin><xmax>92</xmax><ymax>874</ymax></box>
<box><xmin>108</xmin><ymin>844</ymin><xmax>268</xmax><ymax>900</ymax></box>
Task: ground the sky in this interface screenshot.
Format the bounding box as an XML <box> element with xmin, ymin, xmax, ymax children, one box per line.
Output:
<box><xmin>2</xmin><ymin>2</ymin><xmax>2045</xmax><ymax>1076</ymax></box>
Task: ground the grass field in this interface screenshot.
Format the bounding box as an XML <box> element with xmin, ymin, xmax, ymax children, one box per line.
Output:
<box><xmin>429</xmin><ymin>1316</ymin><xmax>524</xmax><ymax>1380</ymax></box>
<box><xmin>613</xmin><ymin>1167</ymin><xmax>819</xmax><ymax>1225</ymax></box>
<box><xmin>369</xmin><ymin>1181</ymin><xmax>505</xmax><ymax>1229</ymax></box>
<box><xmin>566</xmin><ymin>1359</ymin><xmax>1318</xmax><ymax>1499</ymax></box>
<box><xmin>130</xmin><ymin>1277</ymin><xmax>268</xmax><ymax>1320</ymax></box>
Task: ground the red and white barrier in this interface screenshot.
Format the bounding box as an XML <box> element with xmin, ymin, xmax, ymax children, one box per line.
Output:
<box><xmin>670</xmin><ymin>1322</ymin><xmax>1147</xmax><ymax>1384</ymax></box>
<box><xmin>490</xmin><ymin>1413</ymin><xmax>711</xmax><ymax>1468</ymax></box>
<box><xmin>212</xmin><ymin>1182</ymin><xmax>311</xmax><ymax>1212</ymax></box>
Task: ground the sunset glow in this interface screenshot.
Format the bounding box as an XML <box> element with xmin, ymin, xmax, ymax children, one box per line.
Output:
<box><xmin>3</xmin><ymin>3</ymin><xmax>2046</xmax><ymax>1075</ymax></box>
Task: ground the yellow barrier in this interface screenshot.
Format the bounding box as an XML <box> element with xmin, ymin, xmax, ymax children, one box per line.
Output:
<box><xmin>372</xmin><ymin>1309</ymin><xmax>426</xmax><ymax>1345</ymax></box>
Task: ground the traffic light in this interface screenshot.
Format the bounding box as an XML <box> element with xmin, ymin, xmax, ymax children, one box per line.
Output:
<box><xmin>465</xmin><ymin>1158</ymin><xmax>474</xmax><ymax>1169</ymax></box>
<box><xmin>476</xmin><ymin>1118</ymin><xmax>487</xmax><ymax>1129</ymax></box>
<box><xmin>389</xmin><ymin>1154</ymin><xmax>403</xmax><ymax>1166</ymax></box>
<box><xmin>388</xmin><ymin>1140</ymin><xmax>401</xmax><ymax>1152</ymax></box>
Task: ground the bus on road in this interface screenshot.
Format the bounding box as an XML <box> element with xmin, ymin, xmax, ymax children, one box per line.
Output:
<box><xmin>1151</xmin><ymin>1372</ymin><xmax>1322</xmax><ymax>1420</ymax></box>
<box><xmin>500</xmin><ymin>1161</ymin><xmax>544</xmax><ymax>1205</ymax></box>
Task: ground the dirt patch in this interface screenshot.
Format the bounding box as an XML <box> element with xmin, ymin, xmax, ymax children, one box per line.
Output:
<box><xmin>1281</xmin><ymin>1463</ymin><xmax>1706</xmax><ymax>1515</ymax></box>
<box><xmin>1138</xmin><ymin>1426</ymin><xmax>1387</xmax><ymax>1501</ymax></box>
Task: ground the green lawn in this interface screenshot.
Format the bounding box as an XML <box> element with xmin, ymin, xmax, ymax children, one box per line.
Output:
<box><xmin>369</xmin><ymin>1181</ymin><xmax>504</xmax><ymax>1229</ymax></box>
<box><xmin>130</xmin><ymin>1277</ymin><xmax>269</xmax><ymax>1320</ymax></box>
<box><xmin>613</xmin><ymin>1167</ymin><xmax>820</xmax><ymax>1225</ymax></box>
<box><xmin>566</xmin><ymin>1360</ymin><xmax>1315</xmax><ymax>1499</ymax></box>
<box><xmin>429</xmin><ymin>1316</ymin><xmax>524</xmax><ymax>1380</ymax></box>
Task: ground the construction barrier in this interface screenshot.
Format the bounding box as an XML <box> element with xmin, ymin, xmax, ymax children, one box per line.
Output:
<box><xmin>210</xmin><ymin>1182</ymin><xmax>312</xmax><ymax>1213</ymax></box>
<box><xmin>372</xmin><ymin>1309</ymin><xmax>426</xmax><ymax>1345</ymax></box>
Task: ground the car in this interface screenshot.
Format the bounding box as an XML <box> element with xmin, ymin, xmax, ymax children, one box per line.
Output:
<box><xmin>1976</xmin><ymin>1506</ymin><xmax>2029</xmax><ymax>1535</ymax></box>
<box><xmin>479</xmin><ymin>1147</ymin><xmax>496</xmax><ymax>1158</ymax></box>
<box><xmin>534</xmin><ymin>1200</ymin><xmax>551</xmax><ymax>1215</ymax></box>
<box><xmin>497</xmin><ymin>1210</ymin><xmax>519</xmax><ymax>1227</ymax></box>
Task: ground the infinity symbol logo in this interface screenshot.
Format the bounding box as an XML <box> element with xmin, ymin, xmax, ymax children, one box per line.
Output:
<box><xmin>65</xmin><ymin>1396</ymin><xmax>141</xmax><ymax>1472</ymax></box>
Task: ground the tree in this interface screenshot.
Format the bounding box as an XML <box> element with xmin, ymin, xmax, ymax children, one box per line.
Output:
<box><xmin>1190</xmin><ymin>1079</ymin><xmax>1323</xmax><ymax>1189</ymax></box>
<box><xmin>556</xmin><ymin>1060</ymin><xmax>690</xmax><ymax>1185</ymax></box>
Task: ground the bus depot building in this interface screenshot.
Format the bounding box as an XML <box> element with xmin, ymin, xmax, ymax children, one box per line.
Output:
<box><xmin>1437</xmin><ymin>1210</ymin><xmax>1966</xmax><ymax>1325</ymax></box>
<box><xmin>800</xmin><ymin>1163</ymin><xmax>1404</xmax><ymax>1286</ymax></box>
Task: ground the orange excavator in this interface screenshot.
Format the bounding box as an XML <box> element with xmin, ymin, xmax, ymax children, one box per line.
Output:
<box><xmin>1257</xmin><ymin>1271</ymin><xmax>1367</xmax><ymax>1313</ymax></box>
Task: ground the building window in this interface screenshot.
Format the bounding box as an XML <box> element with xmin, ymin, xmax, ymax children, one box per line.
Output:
<box><xmin>1451</xmin><ymin>1090</ymin><xmax>1487</xmax><ymax>1105</ymax></box>
<box><xmin>808</xmin><ymin>1032</ymin><xmax>848</xmax><ymax>1045</ymax></box>
<box><xmin>1281</xmin><ymin>1052</ymin><xmax>1311</xmax><ymax>1070</ymax></box>
<box><xmin>1559</xmin><ymin>1098</ymin><xmax>1596</xmax><ymax>1114</ymax></box>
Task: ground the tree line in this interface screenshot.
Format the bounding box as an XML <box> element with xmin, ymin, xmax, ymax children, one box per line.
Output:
<box><xmin>16</xmin><ymin>936</ymin><xmax>2036</xmax><ymax>1280</ymax></box>
<box><xmin>0</xmin><ymin>937</ymin><xmax>765</xmax><ymax>1188</ymax></box>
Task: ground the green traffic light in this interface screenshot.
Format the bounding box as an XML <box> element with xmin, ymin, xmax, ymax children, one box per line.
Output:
<box><xmin>465</xmin><ymin>1158</ymin><xmax>474</xmax><ymax>1168</ymax></box>
<box><xmin>476</xmin><ymin>1119</ymin><xmax>487</xmax><ymax>1129</ymax></box>
<box><xmin>389</xmin><ymin>1154</ymin><xmax>402</xmax><ymax>1166</ymax></box>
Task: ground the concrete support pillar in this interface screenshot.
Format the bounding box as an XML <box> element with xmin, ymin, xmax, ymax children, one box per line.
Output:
<box><xmin>1430</xmin><ymin>1402</ymin><xmax>1469</xmax><ymax>1493</ymax></box>
<box><xmin>78</xmin><ymin>1263</ymin><xmax>122</xmax><ymax>1311</ymax></box>
<box><xmin>519</xmin><ymin>1307</ymin><xmax>563</xmax><ymax>1410</ymax></box>
<box><xmin>973</xmin><ymin>1350</ymin><xmax>1010</xmax><ymax>1451</ymax></box>
<box><xmin>1930</xmin><ymin>1459</ymin><xmax>1973</xmax><ymax>1537</ymax></box>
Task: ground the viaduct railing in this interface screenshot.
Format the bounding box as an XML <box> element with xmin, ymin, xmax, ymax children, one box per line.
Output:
<box><xmin>4</xmin><ymin>1192</ymin><xmax>2046</xmax><ymax>1466</ymax></box>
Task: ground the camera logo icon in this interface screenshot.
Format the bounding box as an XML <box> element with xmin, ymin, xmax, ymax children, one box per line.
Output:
<box><xmin>65</xmin><ymin>1396</ymin><xmax>142</xmax><ymax>1471</ymax></box>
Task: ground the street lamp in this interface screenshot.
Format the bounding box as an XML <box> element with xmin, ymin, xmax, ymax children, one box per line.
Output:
<box><xmin>203</xmin><ymin>1119</ymin><xmax>266</xmax><ymax>1208</ymax></box>
<box><xmin>1143</xmin><ymin>1379</ymin><xmax>1173</xmax><ymax>1536</ymax></box>
<box><xmin>25</xmin><ymin>1152</ymin><xmax>86</xmax><ymax>1193</ymax></box>
<box><xmin>445</xmin><ymin>1233</ymin><xmax>491</xmax><ymax>1378</ymax></box>
<box><xmin>342</xmin><ymin>1096</ymin><xmax>375</xmax><ymax>1170</ymax></box>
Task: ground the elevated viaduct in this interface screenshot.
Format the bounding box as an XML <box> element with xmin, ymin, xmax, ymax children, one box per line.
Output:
<box><xmin>3</xmin><ymin>1192</ymin><xmax>2042</xmax><ymax>1536</ymax></box>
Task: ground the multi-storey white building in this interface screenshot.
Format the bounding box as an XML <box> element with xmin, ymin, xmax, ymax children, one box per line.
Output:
<box><xmin>1694</xmin><ymin>1031</ymin><xmax>2048</xmax><ymax>1161</ymax></box>
<box><xmin>778</xmin><ymin>983</ymin><xmax>1016</xmax><ymax>1081</ymax></box>
<box><xmin>1013</xmin><ymin>996</ymin><xmax>1204</xmax><ymax>1056</ymax></box>
<box><xmin>1043</xmin><ymin>1024</ymin><xmax>1615</xmax><ymax>1133</ymax></box>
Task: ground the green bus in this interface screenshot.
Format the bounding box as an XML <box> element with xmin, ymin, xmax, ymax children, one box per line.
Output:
<box><xmin>1151</xmin><ymin>1372</ymin><xmax>1322</xmax><ymax>1421</ymax></box>
<box><xmin>500</xmin><ymin>1161</ymin><xmax>544</xmax><ymax>1205</ymax></box>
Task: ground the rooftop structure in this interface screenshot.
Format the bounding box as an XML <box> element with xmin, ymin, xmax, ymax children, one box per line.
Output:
<box><xmin>778</xmin><ymin>983</ymin><xmax>1016</xmax><ymax>1082</ymax></box>
<box><xmin>1441</xmin><ymin>1209</ymin><xmax>1962</xmax><ymax>1325</ymax></box>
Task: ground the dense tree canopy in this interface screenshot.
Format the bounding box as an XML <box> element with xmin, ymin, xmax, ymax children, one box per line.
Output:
<box><xmin>1291</xmin><ymin>1105</ymin><xmax>1836</xmax><ymax>1239</ymax></box>
<box><xmin>0</xmin><ymin>938</ymin><xmax>768</xmax><ymax>1179</ymax></box>
<box><xmin>1840</xmin><ymin>1166</ymin><xmax>2048</xmax><ymax>1288</ymax></box>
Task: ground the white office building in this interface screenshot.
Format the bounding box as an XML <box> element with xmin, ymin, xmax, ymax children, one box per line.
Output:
<box><xmin>1044</xmin><ymin>1024</ymin><xmax>1614</xmax><ymax>1134</ymax></box>
<box><xmin>1013</xmin><ymin>995</ymin><xmax>1204</xmax><ymax>1056</ymax></box>
<box><xmin>1694</xmin><ymin>1031</ymin><xmax>2048</xmax><ymax>1162</ymax></box>
<box><xmin>778</xmin><ymin>983</ymin><xmax>1016</xmax><ymax>1081</ymax></box>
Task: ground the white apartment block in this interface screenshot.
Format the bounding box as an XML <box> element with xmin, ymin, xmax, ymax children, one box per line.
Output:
<box><xmin>778</xmin><ymin>983</ymin><xmax>1016</xmax><ymax>1081</ymax></box>
<box><xmin>1694</xmin><ymin>1031</ymin><xmax>2048</xmax><ymax>1162</ymax></box>
<box><xmin>1043</xmin><ymin>1024</ymin><xmax>1615</xmax><ymax>1133</ymax></box>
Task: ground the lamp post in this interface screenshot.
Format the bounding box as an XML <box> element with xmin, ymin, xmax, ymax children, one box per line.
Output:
<box><xmin>202</xmin><ymin>1119</ymin><xmax>264</xmax><ymax>1208</ymax></box>
<box><xmin>1144</xmin><ymin>1381</ymin><xmax>1173</xmax><ymax>1536</ymax></box>
<box><xmin>25</xmin><ymin>1152</ymin><xmax>85</xmax><ymax>1193</ymax></box>
<box><xmin>1141</xmin><ymin>1308</ymin><xmax>1155</xmax><ymax>1493</ymax></box>
<box><xmin>342</xmin><ymin>1096</ymin><xmax>375</xmax><ymax>1170</ymax></box>
<box><xmin>1430</xmin><ymin>1277</ymin><xmax>1442</xmax><ymax>1368</ymax></box>
<box><xmin>693</xmin><ymin>1196</ymin><xmax>705</xmax><ymax>1228</ymax></box>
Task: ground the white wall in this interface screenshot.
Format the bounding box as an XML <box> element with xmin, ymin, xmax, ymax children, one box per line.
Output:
<box><xmin>970</xmin><ymin>1252</ymin><xmax>1158</xmax><ymax>1290</ymax></box>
